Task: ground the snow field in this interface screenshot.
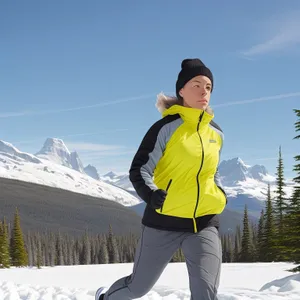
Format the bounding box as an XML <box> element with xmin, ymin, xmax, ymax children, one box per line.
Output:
<box><xmin>0</xmin><ymin>262</ymin><xmax>299</xmax><ymax>299</ymax></box>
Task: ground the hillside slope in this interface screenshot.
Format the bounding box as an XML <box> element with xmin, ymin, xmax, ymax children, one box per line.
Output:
<box><xmin>0</xmin><ymin>177</ymin><xmax>141</xmax><ymax>236</ymax></box>
<box><xmin>0</xmin><ymin>139</ymin><xmax>140</xmax><ymax>207</ymax></box>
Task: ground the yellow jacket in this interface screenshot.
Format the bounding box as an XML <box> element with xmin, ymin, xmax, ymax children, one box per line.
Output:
<box><xmin>129</xmin><ymin>93</ymin><xmax>227</xmax><ymax>233</ymax></box>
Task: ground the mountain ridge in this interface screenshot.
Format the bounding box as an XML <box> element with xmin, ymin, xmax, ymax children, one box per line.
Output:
<box><xmin>0</xmin><ymin>137</ymin><xmax>295</xmax><ymax>211</ymax></box>
<box><xmin>0</xmin><ymin>138</ymin><xmax>140</xmax><ymax>207</ymax></box>
<box><xmin>101</xmin><ymin>156</ymin><xmax>294</xmax><ymax>202</ymax></box>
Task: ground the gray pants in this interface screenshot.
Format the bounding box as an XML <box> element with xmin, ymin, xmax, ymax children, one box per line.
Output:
<box><xmin>104</xmin><ymin>225</ymin><xmax>222</xmax><ymax>300</ymax></box>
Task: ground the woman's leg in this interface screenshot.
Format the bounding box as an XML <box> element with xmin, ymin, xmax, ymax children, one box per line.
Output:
<box><xmin>181</xmin><ymin>226</ymin><xmax>222</xmax><ymax>300</ymax></box>
<box><xmin>103</xmin><ymin>225</ymin><xmax>183</xmax><ymax>300</ymax></box>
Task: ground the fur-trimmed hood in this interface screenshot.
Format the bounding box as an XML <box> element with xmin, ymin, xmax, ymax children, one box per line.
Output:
<box><xmin>155</xmin><ymin>92</ymin><xmax>213</xmax><ymax>116</ymax></box>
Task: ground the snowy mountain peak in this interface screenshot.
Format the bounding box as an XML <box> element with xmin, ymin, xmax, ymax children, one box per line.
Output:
<box><xmin>0</xmin><ymin>140</ymin><xmax>41</xmax><ymax>164</ymax></box>
<box><xmin>103</xmin><ymin>171</ymin><xmax>118</xmax><ymax>179</ymax></box>
<box><xmin>84</xmin><ymin>164</ymin><xmax>100</xmax><ymax>180</ymax></box>
<box><xmin>0</xmin><ymin>140</ymin><xmax>18</xmax><ymax>152</ymax></box>
<box><xmin>34</xmin><ymin>138</ymin><xmax>100</xmax><ymax>178</ymax></box>
<box><xmin>35</xmin><ymin>138</ymin><xmax>73</xmax><ymax>168</ymax></box>
<box><xmin>70</xmin><ymin>151</ymin><xmax>84</xmax><ymax>172</ymax></box>
<box><xmin>219</xmin><ymin>158</ymin><xmax>247</xmax><ymax>185</ymax></box>
<box><xmin>250</xmin><ymin>164</ymin><xmax>268</xmax><ymax>181</ymax></box>
<box><xmin>230</xmin><ymin>157</ymin><xmax>249</xmax><ymax>168</ymax></box>
<box><xmin>219</xmin><ymin>157</ymin><xmax>272</xmax><ymax>186</ymax></box>
<box><xmin>37</xmin><ymin>138</ymin><xmax>70</xmax><ymax>156</ymax></box>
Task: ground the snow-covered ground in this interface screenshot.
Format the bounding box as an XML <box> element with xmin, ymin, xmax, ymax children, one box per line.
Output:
<box><xmin>0</xmin><ymin>262</ymin><xmax>299</xmax><ymax>299</ymax></box>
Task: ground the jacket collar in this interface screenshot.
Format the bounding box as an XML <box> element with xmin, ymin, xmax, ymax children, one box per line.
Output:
<box><xmin>155</xmin><ymin>92</ymin><xmax>214</xmax><ymax>125</ymax></box>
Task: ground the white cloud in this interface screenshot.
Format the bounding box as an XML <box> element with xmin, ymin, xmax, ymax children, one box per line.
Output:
<box><xmin>0</xmin><ymin>93</ymin><xmax>155</xmax><ymax>119</ymax></box>
<box><xmin>37</xmin><ymin>93</ymin><xmax>155</xmax><ymax>114</ymax></box>
<box><xmin>66</xmin><ymin>142</ymin><xmax>125</xmax><ymax>152</ymax></box>
<box><xmin>65</xmin><ymin>141</ymin><xmax>135</xmax><ymax>158</ymax></box>
<box><xmin>241</xmin><ymin>11</ymin><xmax>300</xmax><ymax>56</ymax></box>
<box><xmin>213</xmin><ymin>92</ymin><xmax>300</xmax><ymax>108</ymax></box>
<box><xmin>0</xmin><ymin>111</ymin><xmax>31</xmax><ymax>118</ymax></box>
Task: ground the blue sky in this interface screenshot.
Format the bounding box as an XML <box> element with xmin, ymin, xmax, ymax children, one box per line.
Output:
<box><xmin>1</xmin><ymin>0</ymin><xmax>299</xmax><ymax>179</ymax></box>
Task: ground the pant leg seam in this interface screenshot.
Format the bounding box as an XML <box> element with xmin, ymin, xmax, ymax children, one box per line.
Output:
<box><xmin>213</xmin><ymin>257</ymin><xmax>221</xmax><ymax>300</ymax></box>
<box><xmin>107</xmin><ymin>225</ymin><xmax>146</xmax><ymax>298</ymax></box>
<box><xmin>182</xmin><ymin>227</ymin><xmax>221</xmax><ymax>300</ymax></box>
<box><xmin>128</xmin><ymin>225</ymin><xmax>145</xmax><ymax>284</ymax></box>
<box><xmin>213</xmin><ymin>238</ymin><xmax>222</xmax><ymax>300</ymax></box>
<box><xmin>107</xmin><ymin>286</ymin><xmax>127</xmax><ymax>298</ymax></box>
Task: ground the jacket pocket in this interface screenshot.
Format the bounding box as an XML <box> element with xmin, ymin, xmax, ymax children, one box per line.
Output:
<box><xmin>160</xmin><ymin>179</ymin><xmax>173</xmax><ymax>213</ymax></box>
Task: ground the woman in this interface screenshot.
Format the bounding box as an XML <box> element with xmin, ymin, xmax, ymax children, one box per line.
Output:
<box><xmin>95</xmin><ymin>58</ymin><xmax>227</xmax><ymax>300</ymax></box>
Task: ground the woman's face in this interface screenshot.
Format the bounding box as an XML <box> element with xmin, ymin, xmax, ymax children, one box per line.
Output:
<box><xmin>179</xmin><ymin>75</ymin><xmax>212</xmax><ymax>111</ymax></box>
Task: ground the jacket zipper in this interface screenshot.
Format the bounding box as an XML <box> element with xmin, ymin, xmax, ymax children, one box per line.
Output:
<box><xmin>160</xmin><ymin>178</ymin><xmax>172</xmax><ymax>213</ymax></box>
<box><xmin>193</xmin><ymin>112</ymin><xmax>205</xmax><ymax>232</ymax></box>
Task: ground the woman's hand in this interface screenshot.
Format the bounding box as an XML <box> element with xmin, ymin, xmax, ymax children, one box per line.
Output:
<box><xmin>150</xmin><ymin>189</ymin><xmax>167</xmax><ymax>209</ymax></box>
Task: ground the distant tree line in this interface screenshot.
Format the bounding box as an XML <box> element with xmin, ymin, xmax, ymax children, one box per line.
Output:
<box><xmin>0</xmin><ymin>209</ymin><xmax>140</xmax><ymax>268</ymax></box>
<box><xmin>0</xmin><ymin>110</ymin><xmax>299</xmax><ymax>270</ymax></box>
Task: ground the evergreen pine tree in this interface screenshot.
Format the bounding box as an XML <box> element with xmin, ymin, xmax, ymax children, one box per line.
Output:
<box><xmin>116</xmin><ymin>236</ymin><xmax>125</xmax><ymax>263</ymax></box>
<box><xmin>107</xmin><ymin>225</ymin><xmax>120</xmax><ymax>263</ymax></box>
<box><xmin>73</xmin><ymin>245</ymin><xmax>80</xmax><ymax>265</ymax></box>
<box><xmin>0</xmin><ymin>221</ymin><xmax>3</xmax><ymax>267</ymax></box>
<box><xmin>90</xmin><ymin>238</ymin><xmax>97</xmax><ymax>264</ymax></box>
<box><xmin>233</xmin><ymin>225</ymin><xmax>241</xmax><ymax>262</ymax></box>
<box><xmin>26</xmin><ymin>232</ymin><xmax>34</xmax><ymax>266</ymax></box>
<box><xmin>288</xmin><ymin>185</ymin><xmax>300</xmax><ymax>264</ymax></box>
<box><xmin>250</xmin><ymin>222</ymin><xmax>257</xmax><ymax>261</ymax></box>
<box><xmin>56</xmin><ymin>231</ymin><xmax>64</xmax><ymax>265</ymax></box>
<box><xmin>233</xmin><ymin>235</ymin><xmax>239</xmax><ymax>262</ymax></box>
<box><xmin>82</xmin><ymin>230</ymin><xmax>91</xmax><ymax>265</ymax></box>
<box><xmin>222</xmin><ymin>235</ymin><xmax>228</xmax><ymax>262</ymax></box>
<box><xmin>285</xmin><ymin>109</ymin><xmax>300</xmax><ymax>265</ymax></box>
<box><xmin>262</xmin><ymin>184</ymin><xmax>276</xmax><ymax>261</ymax></box>
<box><xmin>62</xmin><ymin>238</ymin><xmax>68</xmax><ymax>264</ymax></box>
<box><xmin>43</xmin><ymin>236</ymin><xmax>48</xmax><ymax>266</ymax></box>
<box><xmin>10</xmin><ymin>208</ymin><xmax>28</xmax><ymax>267</ymax></box>
<box><xmin>0</xmin><ymin>218</ymin><xmax>10</xmax><ymax>268</ymax></box>
<box><xmin>257</xmin><ymin>209</ymin><xmax>265</xmax><ymax>261</ymax></box>
<box><xmin>240</xmin><ymin>205</ymin><xmax>252</xmax><ymax>262</ymax></box>
<box><xmin>31</xmin><ymin>233</ymin><xmax>37</xmax><ymax>266</ymax></box>
<box><xmin>98</xmin><ymin>235</ymin><xmax>109</xmax><ymax>264</ymax></box>
<box><xmin>36</xmin><ymin>233</ymin><xmax>42</xmax><ymax>269</ymax></box>
<box><xmin>274</xmin><ymin>146</ymin><xmax>287</xmax><ymax>260</ymax></box>
<box><xmin>48</xmin><ymin>232</ymin><xmax>56</xmax><ymax>266</ymax></box>
<box><xmin>67</xmin><ymin>237</ymin><xmax>74</xmax><ymax>265</ymax></box>
<box><xmin>275</xmin><ymin>146</ymin><xmax>287</xmax><ymax>225</ymax></box>
<box><xmin>222</xmin><ymin>234</ymin><xmax>233</xmax><ymax>263</ymax></box>
<box><xmin>226</xmin><ymin>234</ymin><xmax>233</xmax><ymax>262</ymax></box>
<box><xmin>125</xmin><ymin>232</ymin><xmax>137</xmax><ymax>263</ymax></box>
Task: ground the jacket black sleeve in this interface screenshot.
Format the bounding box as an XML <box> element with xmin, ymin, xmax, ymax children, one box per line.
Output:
<box><xmin>129</xmin><ymin>115</ymin><xmax>179</xmax><ymax>204</ymax></box>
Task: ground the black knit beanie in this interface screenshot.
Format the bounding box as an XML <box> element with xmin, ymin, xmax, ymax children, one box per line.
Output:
<box><xmin>176</xmin><ymin>58</ymin><xmax>213</xmax><ymax>99</ymax></box>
